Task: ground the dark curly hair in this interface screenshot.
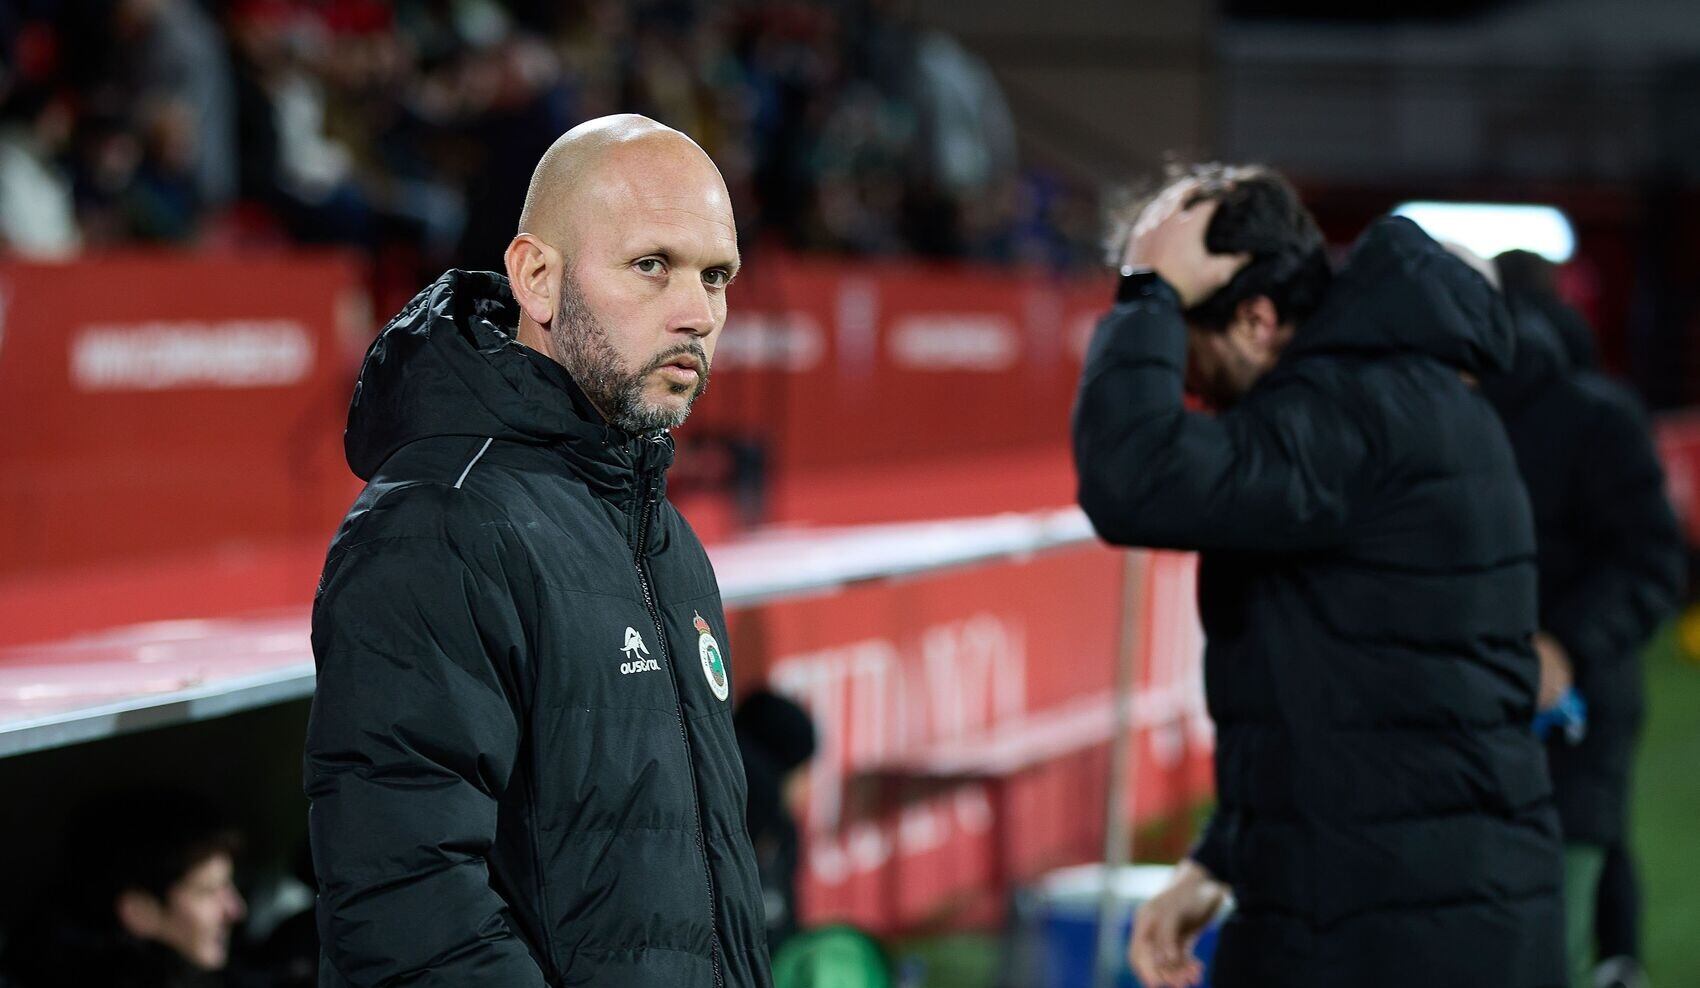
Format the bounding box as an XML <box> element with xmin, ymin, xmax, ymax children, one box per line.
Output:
<box><xmin>1110</xmin><ymin>163</ymin><xmax>1333</xmax><ymax>332</ymax></box>
<box><xmin>65</xmin><ymin>788</ymin><xmax>241</xmax><ymax>923</ymax></box>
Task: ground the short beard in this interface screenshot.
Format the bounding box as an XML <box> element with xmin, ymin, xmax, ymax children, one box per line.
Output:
<box><xmin>551</xmin><ymin>271</ymin><xmax>710</xmax><ymax>433</ymax></box>
<box><xmin>1184</xmin><ymin>327</ymin><xmax>1249</xmax><ymax>410</ymax></box>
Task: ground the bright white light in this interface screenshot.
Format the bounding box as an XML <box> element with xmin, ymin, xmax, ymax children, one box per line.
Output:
<box><xmin>1392</xmin><ymin>201</ymin><xmax>1576</xmax><ymax>263</ymax></box>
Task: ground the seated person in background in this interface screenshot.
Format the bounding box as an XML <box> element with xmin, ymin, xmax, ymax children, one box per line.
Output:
<box><xmin>0</xmin><ymin>789</ymin><xmax>246</xmax><ymax>988</ymax></box>
<box><xmin>735</xmin><ymin>690</ymin><xmax>819</xmax><ymax>953</ymax></box>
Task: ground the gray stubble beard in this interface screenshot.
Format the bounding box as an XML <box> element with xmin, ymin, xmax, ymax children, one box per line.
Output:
<box><xmin>552</xmin><ymin>271</ymin><xmax>710</xmax><ymax>433</ymax></box>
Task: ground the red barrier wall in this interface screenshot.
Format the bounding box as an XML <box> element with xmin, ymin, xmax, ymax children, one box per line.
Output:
<box><xmin>1656</xmin><ymin>411</ymin><xmax>1700</xmax><ymax>546</ymax></box>
<box><xmin>680</xmin><ymin>254</ymin><xmax>1109</xmax><ymax>500</ymax></box>
<box><xmin>7</xmin><ymin>252</ymin><xmax>1699</xmax><ymax>933</ymax></box>
<box><xmin>733</xmin><ymin>547</ymin><xmax>1214</xmax><ymax>932</ymax></box>
<box><xmin>0</xmin><ymin>254</ymin><xmax>368</xmax><ymax>578</ymax></box>
<box><xmin>0</xmin><ymin>252</ymin><xmax>1109</xmax><ymax>585</ymax></box>
<box><xmin>11</xmin><ymin>251</ymin><xmax>1691</xmax><ymax>583</ymax></box>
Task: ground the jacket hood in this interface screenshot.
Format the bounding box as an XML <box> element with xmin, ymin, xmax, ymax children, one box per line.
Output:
<box><xmin>345</xmin><ymin>269</ymin><xmax>673</xmax><ymax>493</ymax></box>
<box><xmin>1482</xmin><ymin>296</ymin><xmax>1574</xmax><ymax>413</ymax></box>
<box><xmin>1283</xmin><ymin>217</ymin><xmax>1517</xmax><ymax>375</ymax></box>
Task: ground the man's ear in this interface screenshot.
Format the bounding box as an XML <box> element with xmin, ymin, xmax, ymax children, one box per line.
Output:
<box><xmin>504</xmin><ymin>234</ymin><xmax>558</xmax><ymax>328</ymax></box>
<box><xmin>1230</xmin><ymin>295</ymin><xmax>1282</xmax><ymax>347</ymax></box>
<box><xmin>115</xmin><ymin>889</ymin><xmax>163</xmax><ymax>939</ymax></box>
<box><xmin>1230</xmin><ymin>292</ymin><xmax>1292</xmax><ymax>353</ymax></box>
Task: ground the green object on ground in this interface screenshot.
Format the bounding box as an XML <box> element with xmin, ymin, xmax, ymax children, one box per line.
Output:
<box><xmin>772</xmin><ymin>925</ymin><xmax>893</xmax><ymax>988</ymax></box>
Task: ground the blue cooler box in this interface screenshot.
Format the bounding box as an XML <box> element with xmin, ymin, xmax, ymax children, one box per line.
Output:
<box><xmin>1017</xmin><ymin>864</ymin><xmax>1226</xmax><ymax>988</ymax></box>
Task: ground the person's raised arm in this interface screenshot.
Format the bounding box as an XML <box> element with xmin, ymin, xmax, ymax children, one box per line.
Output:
<box><xmin>1073</xmin><ymin>189</ymin><xmax>1369</xmax><ymax>553</ymax></box>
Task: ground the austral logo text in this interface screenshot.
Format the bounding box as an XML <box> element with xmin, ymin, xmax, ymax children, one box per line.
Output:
<box><xmin>620</xmin><ymin>626</ymin><xmax>661</xmax><ymax>675</ymax></box>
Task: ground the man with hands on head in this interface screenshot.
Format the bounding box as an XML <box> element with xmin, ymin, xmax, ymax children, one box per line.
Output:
<box><xmin>1073</xmin><ymin>165</ymin><xmax>1565</xmax><ymax>988</ymax></box>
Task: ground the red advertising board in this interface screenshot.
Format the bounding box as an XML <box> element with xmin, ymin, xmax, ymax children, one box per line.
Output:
<box><xmin>0</xmin><ymin>253</ymin><xmax>368</xmax><ymax>578</ymax></box>
<box><xmin>731</xmin><ymin>547</ymin><xmax>1213</xmax><ymax>931</ymax></box>
<box><xmin>1655</xmin><ymin>410</ymin><xmax>1700</xmax><ymax>545</ymax></box>
<box><xmin>0</xmin><ymin>252</ymin><xmax>1107</xmax><ymax>584</ymax></box>
<box><xmin>0</xmin><ymin>251</ymin><xmax>1112</xmax><ymax>642</ymax></box>
<box><xmin>10</xmin><ymin>251</ymin><xmax>1700</xmax><ymax>934</ymax></box>
<box><xmin>680</xmin><ymin>254</ymin><xmax>1110</xmax><ymax>493</ymax></box>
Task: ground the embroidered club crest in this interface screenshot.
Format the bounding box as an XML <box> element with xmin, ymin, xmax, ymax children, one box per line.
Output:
<box><xmin>695</xmin><ymin>612</ymin><xmax>729</xmax><ymax>701</ymax></box>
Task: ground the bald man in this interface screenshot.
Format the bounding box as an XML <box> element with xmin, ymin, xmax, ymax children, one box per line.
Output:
<box><xmin>305</xmin><ymin>116</ymin><xmax>773</xmax><ymax>987</ymax></box>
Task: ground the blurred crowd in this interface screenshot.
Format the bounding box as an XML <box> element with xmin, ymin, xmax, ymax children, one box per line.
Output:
<box><xmin>0</xmin><ymin>0</ymin><xmax>1105</xmax><ymax>273</ymax></box>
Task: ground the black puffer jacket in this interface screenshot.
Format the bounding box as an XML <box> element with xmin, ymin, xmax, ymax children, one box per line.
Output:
<box><xmin>1073</xmin><ymin>219</ymin><xmax>1564</xmax><ymax>987</ymax></box>
<box><xmin>304</xmin><ymin>270</ymin><xmax>771</xmax><ymax>987</ymax></box>
<box><xmin>1484</xmin><ymin>298</ymin><xmax>1684</xmax><ymax>846</ymax></box>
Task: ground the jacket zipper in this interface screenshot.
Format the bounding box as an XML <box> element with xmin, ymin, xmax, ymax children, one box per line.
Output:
<box><xmin>634</xmin><ymin>483</ymin><xmax>726</xmax><ymax>987</ymax></box>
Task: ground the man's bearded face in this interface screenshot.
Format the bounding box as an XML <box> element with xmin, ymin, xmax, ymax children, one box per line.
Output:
<box><xmin>553</xmin><ymin>269</ymin><xmax>710</xmax><ymax>433</ymax></box>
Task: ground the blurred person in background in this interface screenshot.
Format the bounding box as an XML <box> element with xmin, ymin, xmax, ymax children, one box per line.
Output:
<box><xmin>735</xmin><ymin>689</ymin><xmax>819</xmax><ymax>952</ymax></box>
<box><xmin>109</xmin><ymin>0</ymin><xmax>236</xmax><ymax>209</ymax></box>
<box><xmin>1073</xmin><ymin>165</ymin><xmax>1564</xmax><ymax>988</ymax></box>
<box><xmin>304</xmin><ymin>114</ymin><xmax>771</xmax><ymax>987</ymax></box>
<box><xmin>0</xmin><ymin>89</ymin><xmax>80</xmax><ymax>257</ymax></box>
<box><xmin>1484</xmin><ymin>251</ymin><xmax>1684</xmax><ymax>988</ymax></box>
<box><xmin>126</xmin><ymin>95</ymin><xmax>203</xmax><ymax>242</ymax></box>
<box><xmin>0</xmin><ymin>789</ymin><xmax>246</xmax><ymax>988</ymax></box>
<box><xmin>0</xmin><ymin>13</ymin><xmax>80</xmax><ymax>256</ymax></box>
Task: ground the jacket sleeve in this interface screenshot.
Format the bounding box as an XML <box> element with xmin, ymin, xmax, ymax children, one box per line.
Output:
<box><xmin>1542</xmin><ymin>391</ymin><xmax>1685</xmax><ymax>690</ymax></box>
<box><xmin>1188</xmin><ymin>809</ymin><xmax>1236</xmax><ymax>886</ymax></box>
<box><xmin>1071</xmin><ymin>289</ymin><xmax>1370</xmax><ymax>552</ymax></box>
<box><xmin>304</xmin><ymin>534</ymin><xmax>548</xmax><ymax>988</ymax></box>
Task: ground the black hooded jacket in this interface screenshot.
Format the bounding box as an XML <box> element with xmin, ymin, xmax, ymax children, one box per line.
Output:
<box><xmin>1073</xmin><ymin>219</ymin><xmax>1564</xmax><ymax>988</ymax></box>
<box><xmin>304</xmin><ymin>271</ymin><xmax>772</xmax><ymax>988</ymax></box>
<box><xmin>1484</xmin><ymin>298</ymin><xmax>1684</xmax><ymax>846</ymax></box>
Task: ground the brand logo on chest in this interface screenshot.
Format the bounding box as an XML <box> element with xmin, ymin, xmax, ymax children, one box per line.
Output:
<box><xmin>619</xmin><ymin>626</ymin><xmax>660</xmax><ymax>675</ymax></box>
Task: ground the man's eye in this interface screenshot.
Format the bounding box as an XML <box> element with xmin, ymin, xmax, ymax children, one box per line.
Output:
<box><xmin>704</xmin><ymin>269</ymin><xmax>730</xmax><ymax>288</ymax></box>
<box><xmin>636</xmin><ymin>258</ymin><xmax>665</xmax><ymax>275</ymax></box>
